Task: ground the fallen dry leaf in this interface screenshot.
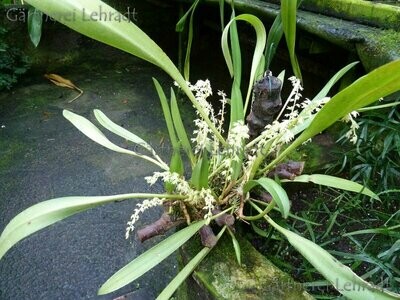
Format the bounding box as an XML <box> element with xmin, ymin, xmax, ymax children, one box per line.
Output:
<box><xmin>44</xmin><ymin>74</ymin><xmax>84</xmax><ymax>103</ymax></box>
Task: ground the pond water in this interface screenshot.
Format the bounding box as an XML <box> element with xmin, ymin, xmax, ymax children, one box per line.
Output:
<box><xmin>0</xmin><ymin>41</ymin><xmax>187</xmax><ymax>299</ymax></box>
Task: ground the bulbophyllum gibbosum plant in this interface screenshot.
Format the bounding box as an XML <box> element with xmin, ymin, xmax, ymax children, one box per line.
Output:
<box><xmin>1</xmin><ymin>0</ymin><xmax>400</xmax><ymax>299</ymax></box>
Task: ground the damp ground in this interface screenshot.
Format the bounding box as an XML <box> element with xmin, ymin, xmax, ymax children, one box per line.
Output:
<box><xmin>0</xmin><ymin>43</ymin><xmax>193</xmax><ymax>299</ymax></box>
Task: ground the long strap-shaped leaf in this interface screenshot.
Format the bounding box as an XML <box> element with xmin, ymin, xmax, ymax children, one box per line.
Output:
<box><xmin>98</xmin><ymin>220</ymin><xmax>206</xmax><ymax>295</ymax></box>
<box><xmin>25</xmin><ymin>0</ymin><xmax>226</xmax><ymax>146</ymax></box>
<box><xmin>63</xmin><ymin>110</ymin><xmax>169</xmax><ymax>170</ymax></box>
<box><xmin>0</xmin><ymin>193</ymin><xmax>181</xmax><ymax>260</ymax></box>
<box><xmin>250</xmin><ymin>202</ymin><xmax>400</xmax><ymax>300</ymax></box>
<box><xmin>282</xmin><ymin>174</ymin><xmax>379</xmax><ymax>200</ymax></box>
<box><xmin>244</xmin><ymin>177</ymin><xmax>290</xmax><ymax>219</ymax></box>
<box><xmin>156</xmin><ymin>226</ymin><xmax>227</xmax><ymax>300</ymax></box>
<box><xmin>267</xmin><ymin>59</ymin><xmax>400</xmax><ymax>169</ymax></box>
<box><xmin>281</xmin><ymin>0</ymin><xmax>302</xmax><ymax>81</ymax></box>
<box><xmin>93</xmin><ymin>109</ymin><xmax>155</xmax><ymax>154</ymax></box>
<box><xmin>221</xmin><ymin>14</ymin><xmax>267</xmax><ymax>114</ymax></box>
<box><xmin>176</xmin><ymin>0</ymin><xmax>201</xmax><ymax>80</ymax></box>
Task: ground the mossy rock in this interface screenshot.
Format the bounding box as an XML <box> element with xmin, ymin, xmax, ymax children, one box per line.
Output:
<box><xmin>178</xmin><ymin>233</ymin><xmax>313</xmax><ymax>300</ymax></box>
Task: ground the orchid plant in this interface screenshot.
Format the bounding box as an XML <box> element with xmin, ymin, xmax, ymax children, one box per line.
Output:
<box><xmin>1</xmin><ymin>1</ymin><xmax>400</xmax><ymax>299</ymax></box>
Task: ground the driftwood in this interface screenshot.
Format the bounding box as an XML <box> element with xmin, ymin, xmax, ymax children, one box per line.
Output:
<box><xmin>246</xmin><ymin>72</ymin><xmax>283</xmax><ymax>139</ymax></box>
<box><xmin>212</xmin><ymin>209</ymin><xmax>235</xmax><ymax>227</ymax></box>
<box><xmin>267</xmin><ymin>161</ymin><xmax>305</xmax><ymax>180</ymax></box>
<box><xmin>137</xmin><ymin>213</ymin><xmax>185</xmax><ymax>243</ymax></box>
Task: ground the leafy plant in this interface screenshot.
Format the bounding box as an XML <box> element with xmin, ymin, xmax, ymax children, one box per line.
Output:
<box><xmin>331</xmin><ymin>103</ymin><xmax>400</xmax><ymax>191</ymax></box>
<box><xmin>1</xmin><ymin>1</ymin><xmax>400</xmax><ymax>299</ymax></box>
<box><xmin>0</xmin><ymin>26</ymin><xmax>30</xmax><ymax>90</ymax></box>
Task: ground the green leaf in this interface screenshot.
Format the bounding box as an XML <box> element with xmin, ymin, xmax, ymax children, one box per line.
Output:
<box><xmin>98</xmin><ymin>220</ymin><xmax>206</xmax><ymax>295</ymax></box>
<box><xmin>251</xmin><ymin>221</ymin><xmax>269</xmax><ymax>238</ymax></box>
<box><xmin>265</xmin><ymin>13</ymin><xmax>283</xmax><ymax>70</ymax></box>
<box><xmin>25</xmin><ymin>0</ymin><xmax>225</xmax><ymax>146</ymax></box>
<box><xmin>93</xmin><ymin>109</ymin><xmax>155</xmax><ymax>154</ymax></box>
<box><xmin>182</xmin><ymin>0</ymin><xmax>201</xmax><ymax>80</ymax></box>
<box><xmin>281</xmin><ymin>0</ymin><xmax>302</xmax><ymax>81</ymax></box>
<box><xmin>170</xmin><ymin>89</ymin><xmax>195</xmax><ymax>165</ymax></box>
<box><xmin>165</xmin><ymin>148</ymin><xmax>184</xmax><ymax>193</ymax></box>
<box><xmin>219</xmin><ymin>0</ymin><xmax>225</xmax><ymax>31</ymax></box>
<box><xmin>156</xmin><ymin>226</ymin><xmax>227</xmax><ymax>300</ymax></box>
<box><xmin>228</xmin><ymin>228</ymin><xmax>241</xmax><ymax>265</ymax></box>
<box><xmin>153</xmin><ymin>79</ymin><xmax>179</xmax><ymax>150</ymax></box>
<box><xmin>244</xmin><ymin>178</ymin><xmax>290</xmax><ymax>218</ymax></box>
<box><xmin>175</xmin><ymin>0</ymin><xmax>199</xmax><ymax>32</ymax></box>
<box><xmin>343</xmin><ymin>225</ymin><xmax>400</xmax><ymax>238</ymax></box>
<box><xmin>63</xmin><ymin>110</ymin><xmax>168</xmax><ymax>170</ymax></box>
<box><xmin>221</xmin><ymin>14</ymin><xmax>267</xmax><ymax>114</ymax></box>
<box><xmin>311</xmin><ymin>62</ymin><xmax>359</xmax><ymax>104</ymax></box>
<box><xmin>283</xmin><ymin>174</ymin><xmax>379</xmax><ymax>200</ymax></box>
<box><xmin>270</xmin><ymin>59</ymin><xmax>400</xmax><ymax>167</ymax></box>
<box><xmin>28</xmin><ymin>7</ymin><xmax>42</xmax><ymax>47</ymax></box>
<box><xmin>251</xmin><ymin>205</ymin><xmax>400</xmax><ymax>300</ymax></box>
<box><xmin>190</xmin><ymin>153</ymin><xmax>209</xmax><ymax>190</ymax></box>
<box><xmin>288</xmin><ymin>61</ymin><xmax>359</xmax><ymax>137</ymax></box>
<box><xmin>0</xmin><ymin>193</ymin><xmax>176</xmax><ymax>260</ymax></box>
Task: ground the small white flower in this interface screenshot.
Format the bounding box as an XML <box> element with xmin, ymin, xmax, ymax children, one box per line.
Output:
<box><xmin>125</xmin><ymin>197</ymin><xmax>164</xmax><ymax>239</ymax></box>
<box><xmin>342</xmin><ymin>111</ymin><xmax>360</xmax><ymax>144</ymax></box>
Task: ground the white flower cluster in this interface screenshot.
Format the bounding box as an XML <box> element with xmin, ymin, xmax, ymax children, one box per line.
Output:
<box><xmin>193</xmin><ymin>188</ymin><xmax>216</xmax><ymax>222</ymax></box>
<box><xmin>342</xmin><ymin>111</ymin><xmax>360</xmax><ymax>144</ymax></box>
<box><xmin>175</xmin><ymin>80</ymin><xmax>227</xmax><ymax>155</ymax></box>
<box><xmin>145</xmin><ymin>171</ymin><xmax>216</xmax><ymax>220</ymax></box>
<box><xmin>220</xmin><ymin>121</ymin><xmax>249</xmax><ymax>180</ymax></box>
<box><xmin>255</xmin><ymin>77</ymin><xmax>331</xmax><ymax>154</ymax></box>
<box><xmin>145</xmin><ymin>171</ymin><xmax>191</xmax><ymax>195</ymax></box>
<box><xmin>125</xmin><ymin>197</ymin><xmax>164</xmax><ymax>239</ymax></box>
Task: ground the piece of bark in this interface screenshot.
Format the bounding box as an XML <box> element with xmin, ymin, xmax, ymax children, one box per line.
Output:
<box><xmin>267</xmin><ymin>161</ymin><xmax>305</xmax><ymax>180</ymax></box>
<box><xmin>212</xmin><ymin>209</ymin><xmax>235</xmax><ymax>227</ymax></box>
<box><xmin>137</xmin><ymin>213</ymin><xmax>184</xmax><ymax>242</ymax></box>
<box><xmin>246</xmin><ymin>72</ymin><xmax>282</xmax><ymax>139</ymax></box>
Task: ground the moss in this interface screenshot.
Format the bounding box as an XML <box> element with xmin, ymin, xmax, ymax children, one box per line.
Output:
<box><xmin>301</xmin><ymin>0</ymin><xmax>400</xmax><ymax>30</ymax></box>
<box><xmin>0</xmin><ymin>139</ymin><xmax>26</xmax><ymax>170</ymax></box>
<box><xmin>356</xmin><ymin>29</ymin><xmax>400</xmax><ymax>71</ymax></box>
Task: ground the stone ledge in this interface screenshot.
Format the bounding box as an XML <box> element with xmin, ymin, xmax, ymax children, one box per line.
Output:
<box><xmin>178</xmin><ymin>0</ymin><xmax>400</xmax><ymax>72</ymax></box>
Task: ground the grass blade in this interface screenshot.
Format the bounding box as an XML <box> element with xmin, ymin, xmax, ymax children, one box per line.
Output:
<box><xmin>98</xmin><ymin>220</ymin><xmax>206</xmax><ymax>295</ymax></box>
<box><xmin>156</xmin><ymin>226</ymin><xmax>227</xmax><ymax>300</ymax></box>
<box><xmin>284</xmin><ymin>174</ymin><xmax>379</xmax><ymax>200</ymax></box>
<box><xmin>0</xmin><ymin>193</ymin><xmax>177</xmax><ymax>260</ymax></box>
<box><xmin>343</xmin><ymin>225</ymin><xmax>400</xmax><ymax>238</ymax></box>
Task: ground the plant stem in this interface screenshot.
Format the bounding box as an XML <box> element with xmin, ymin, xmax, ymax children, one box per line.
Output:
<box><xmin>241</xmin><ymin>200</ymin><xmax>275</xmax><ymax>221</ymax></box>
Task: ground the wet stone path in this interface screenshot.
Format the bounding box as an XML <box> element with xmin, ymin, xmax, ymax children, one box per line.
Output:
<box><xmin>0</xmin><ymin>56</ymin><xmax>183</xmax><ymax>299</ymax></box>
